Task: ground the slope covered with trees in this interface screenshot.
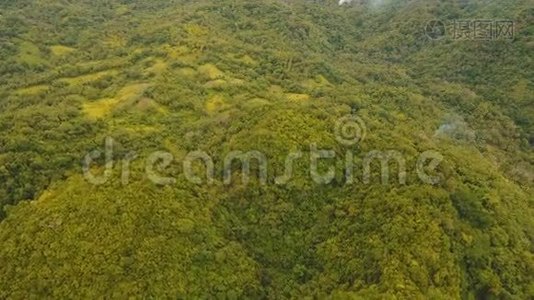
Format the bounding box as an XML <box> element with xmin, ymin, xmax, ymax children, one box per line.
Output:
<box><xmin>0</xmin><ymin>0</ymin><xmax>532</xmax><ymax>298</ymax></box>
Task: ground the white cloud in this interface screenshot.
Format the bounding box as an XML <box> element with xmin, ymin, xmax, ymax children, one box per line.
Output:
<box><xmin>434</xmin><ymin>115</ymin><xmax>476</xmax><ymax>142</ymax></box>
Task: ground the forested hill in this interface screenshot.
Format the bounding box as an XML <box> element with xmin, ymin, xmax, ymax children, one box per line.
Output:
<box><xmin>0</xmin><ymin>0</ymin><xmax>533</xmax><ymax>298</ymax></box>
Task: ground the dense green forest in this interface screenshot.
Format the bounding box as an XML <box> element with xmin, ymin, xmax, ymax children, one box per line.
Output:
<box><xmin>0</xmin><ymin>0</ymin><xmax>532</xmax><ymax>298</ymax></box>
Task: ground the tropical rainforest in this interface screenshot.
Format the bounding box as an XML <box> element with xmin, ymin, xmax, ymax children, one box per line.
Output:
<box><xmin>0</xmin><ymin>0</ymin><xmax>533</xmax><ymax>298</ymax></box>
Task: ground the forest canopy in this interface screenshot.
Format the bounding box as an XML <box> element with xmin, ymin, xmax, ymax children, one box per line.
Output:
<box><xmin>0</xmin><ymin>0</ymin><xmax>532</xmax><ymax>298</ymax></box>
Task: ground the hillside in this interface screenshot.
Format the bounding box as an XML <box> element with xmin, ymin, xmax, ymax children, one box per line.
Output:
<box><xmin>0</xmin><ymin>0</ymin><xmax>533</xmax><ymax>298</ymax></box>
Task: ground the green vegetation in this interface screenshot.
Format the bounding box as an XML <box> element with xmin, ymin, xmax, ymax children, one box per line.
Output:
<box><xmin>0</xmin><ymin>0</ymin><xmax>532</xmax><ymax>298</ymax></box>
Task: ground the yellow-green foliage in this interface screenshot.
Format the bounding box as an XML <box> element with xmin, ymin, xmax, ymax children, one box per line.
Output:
<box><xmin>286</xmin><ymin>93</ymin><xmax>310</xmax><ymax>102</ymax></box>
<box><xmin>0</xmin><ymin>0</ymin><xmax>532</xmax><ymax>299</ymax></box>
<box><xmin>146</xmin><ymin>59</ymin><xmax>167</xmax><ymax>75</ymax></box>
<box><xmin>0</xmin><ymin>176</ymin><xmax>260</xmax><ymax>298</ymax></box>
<box><xmin>14</xmin><ymin>85</ymin><xmax>49</xmax><ymax>96</ymax></box>
<box><xmin>239</xmin><ymin>55</ymin><xmax>258</xmax><ymax>66</ymax></box>
<box><xmin>59</xmin><ymin>70</ymin><xmax>118</xmax><ymax>86</ymax></box>
<box><xmin>83</xmin><ymin>98</ymin><xmax>120</xmax><ymax>119</ymax></box>
<box><xmin>241</xmin><ymin>98</ymin><xmax>272</xmax><ymax>111</ymax></box>
<box><xmin>177</xmin><ymin>67</ymin><xmax>197</xmax><ymax>77</ymax></box>
<box><xmin>116</xmin><ymin>83</ymin><xmax>151</xmax><ymax>103</ymax></box>
<box><xmin>16</xmin><ymin>40</ymin><xmax>46</xmax><ymax>66</ymax></box>
<box><xmin>205</xmin><ymin>94</ymin><xmax>227</xmax><ymax>114</ymax></box>
<box><xmin>50</xmin><ymin>45</ymin><xmax>75</xmax><ymax>56</ymax></box>
<box><xmin>82</xmin><ymin>84</ymin><xmax>152</xmax><ymax>119</ymax></box>
<box><xmin>198</xmin><ymin>64</ymin><xmax>225</xmax><ymax>80</ymax></box>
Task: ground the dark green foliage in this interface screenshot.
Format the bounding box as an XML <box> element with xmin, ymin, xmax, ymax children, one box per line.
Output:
<box><xmin>0</xmin><ymin>0</ymin><xmax>532</xmax><ymax>298</ymax></box>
